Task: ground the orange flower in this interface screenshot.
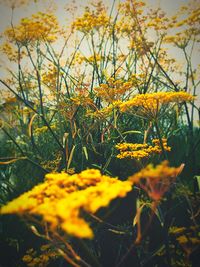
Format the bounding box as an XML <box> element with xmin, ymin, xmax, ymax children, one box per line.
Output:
<box><xmin>129</xmin><ymin>161</ymin><xmax>184</xmax><ymax>201</ymax></box>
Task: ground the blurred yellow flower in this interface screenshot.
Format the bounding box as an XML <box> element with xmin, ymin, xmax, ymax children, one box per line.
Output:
<box><xmin>1</xmin><ymin>169</ymin><xmax>132</xmax><ymax>239</ymax></box>
<box><xmin>128</xmin><ymin>161</ymin><xmax>184</xmax><ymax>201</ymax></box>
<box><xmin>5</xmin><ymin>12</ymin><xmax>60</xmax><ymax>44</ymax></box>
<box><xmin>94</xmin><ymin>78</ymin><xmax>133</xmax><ymax>103</ymax></box>
<box><xmin>72</xmin><ymin>4</ymin><xmax>109</xmax><ymax>33</ymax></box>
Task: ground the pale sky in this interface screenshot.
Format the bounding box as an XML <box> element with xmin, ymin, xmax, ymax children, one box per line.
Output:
<box><xmin>0</xmin><ymin>0</ymin><xmax>199</xmax><ymax>70</ymax></box>
<box><xmin>0</xmin><ymin>0</ymin><xmax>199</xmax><ymax>82</ymax></box>
<box><xmin>0</xmin><ymin>0</ymin><xmax>194</xmax><ymax>32</ymax></box>
<box><xmin>0</xmin><ymin>0</ymin><xmax>199</xmax><ymax>120</ymax></box>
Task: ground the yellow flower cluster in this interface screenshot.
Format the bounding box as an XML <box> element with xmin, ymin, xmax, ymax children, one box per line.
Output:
<box><xmin>169</xmin><ymin>226</ymin><xmax>186</xmax><ymax>235</ymax></box>
<box><xmin>147</xmin><ymin>17</ymin><xmax>170</xmax><ymax>31</ymax></box>
<box><xmin>118</xmin><ymin>0</ymin><xmax>146</xmax><ymax>16</ymax></box>
<box><xmin>86</xmin><ymin>54</ymin><xmax>102</xmax><ymax>63</ymax></box>
<box><xmin>116</xmin><ymin>139</ymin><xmax>171</xmax><ymax>160</ymax></box>
<box><xmin>40</xmin><ymin>151</ymin><xmax>62</xmax><ymax>172</ymax></box>
<box><xmin>164</xmin><ymin>31</ymin><xmax>192</xmax><ymax>48</ymax></box>
<box><xmin>146</xmin><ymin>8</ymin><xmax>172</xmax><ymax>32</ymax></box>
<box><xmin>34</xmin><ymin>124</ymin><xmax>57</xmax><ymax>136</ymax></box>
<box><xmin>94</xmin><ymin>78</ymin><xmax>133</xmax><ymax>103</ymax></box>
<box><xmin>70</xmin><ymin>95</ymin><xmax>94</xmax><ymax>107</ymax></box>
<box><xmin>177</xmin><ymin>235</ymin><xmax>200</xmax><ymax>246</ymax></box>
<box><xmin>72</xmin><ymin>9</ymin><xmax>109</xmax><ymax>33</ymax></box>
<box><xmin>1</xmin><ymin>42</ymin><xmax>19</xmax><ymax>61</ymax></box>
<box><xmin>88</xmin><ymin>100</ymin><xmax>122</xmax><ymax>119</ymax></box>
<box><xmin>163</xmin><ymin>2</ymin><xmax>200</xmax><ymax>46</ymax></box>
<box><xmin>23</xmin><ymin>245</ymin><xmax>58</xmax><ymax>267</ymax></box>
<box><xmin>0</xmin><ymin>169</ymin><xmax>132</xmax><ymax>239</ymax></box>
<box><xmin>128</xmin><ymin>161</ymin><xmax>184</xmax><ymax>201</ymax></box>
<box><xmin>42</xmin><ymin>65</ymin><xmax>61</xmax><ymax>91</ymax></box>
<box><xmin>115</xmin><ymin>19</ymin><xmax>134</xmax><ymax>35</ymax></box>
<box><xmin>169</xmin><ymin>226</ymin><xmax>200</xmax><ymax>256</ymax></box>
<box><xmin>117</xmin><ymin>0</ymin><xmax>146</xmax><ymax>39</ymax></box>
<box><xmin>120</xmin><ymin>92</ymin><xmax>194</xmax><ymax>119</ymax></box>
<box><xmin>5</xmin><ymin>12</ymin><xmax>59</xmax><ymax>44</ymax></box>
<box><xmin>185</xmin><ymin>6</ymin><xmax>200</xmax><ymax>29</ymax></box>
<box><xmin>3</xmin><ymin>96</ymin><xmax>17</xmax><ymax>104</ymax></box>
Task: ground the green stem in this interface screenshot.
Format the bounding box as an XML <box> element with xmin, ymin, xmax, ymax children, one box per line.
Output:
<box><xmin>154</xmin><ymin>120</ymin><xmax>168</xmax><ymax>160</ymax></box>
<box><xmin>2</xmin><ymin>127</ymin><xmax>48</xmax><ymax>173</ymax></box>
<box><xmin>75</xmin><ymin>239</ymin><xmax>101</xmax><ymax>267</ymax></box>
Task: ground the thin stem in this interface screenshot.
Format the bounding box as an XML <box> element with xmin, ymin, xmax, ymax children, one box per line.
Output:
<box><xmin>75</xmin><ymin>239</ymin><xmax>101</xmax><ymax>267</ymax></box>
<box><xmin>2</xmin><ymin>127</ymin><xmax>48</xmax><ymax>173</ymax></box>
<box><xmin>154</xmin><ymin>120</ymin><xmax>168</xmax><ymax>160</ymax></box>
<box><xmin>0</xmin><ymin>79</ymin><xmax>64</xmax><ymax>152</ymax></box>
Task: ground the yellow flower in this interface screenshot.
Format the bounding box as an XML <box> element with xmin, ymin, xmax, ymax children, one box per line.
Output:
<box><xmin>23</xmin><ymin>244</ymin><xmax>58</xmax><ymax>267</ymax></box>
<box><xmin>128</xmin><ymin>161</ymin><xmax>184</xmax><ymax>201</ymax></box>
<box><xmin>169</xmin><ymin>226</ymin><xmax>186</xmax><ymax>235</ymax></box>
<box><xmin>88</xmin><ymin>100</ymin><xmax>122</xmax><ymax>119</ymax></box>
<box><xmin>72</xmin><ymin>5</ymin><xmax>109</xmax><ymax>33</ymax></box>
<box><xmin>1</xmin><ymin>169</ymin><xmax>132</xmax><ymax>239</ymax></box>
<box><xmin>0</xmin><ymin>42</ymin><xmax>18</xmax><ymax>61</ymax></box>
<box><xmin>116</xmin><ymin>139</ymin><xmax>171</xmax><ymax>160</ymax></box>
<box><xmin>120</xmin><ymin>91</ymin><xmax>195</xmax><ymax>119</ymax></box>
<box><xmin>5</xmin><ymin>12</ymin><xmax>60</xmax><ymax>44</ymax></box>
<box><xmin>94</xmin><ymin>78</ymin><xmax>133</xmax><ymax>103</ymax></box>
<box><xmin>22</xmin><ymin>255</ymin><xmax>33</xmax><ymax>263</ymax></box>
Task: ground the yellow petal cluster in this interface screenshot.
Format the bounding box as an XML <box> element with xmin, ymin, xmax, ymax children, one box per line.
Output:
<box><xmin>116</xmin><ymin>139</ymin><xmax>171</xmax><ymax>160</ymax></box>
<box><xmin>0</xmin><ymin>42</ymin><xmax>19</xmax><ymax>61</ymax></box>
<box><xmin>23</xmin><ymin>245</ymin><xmax>58</xmax><ymax>267</ymax></box>
<box><xmin>120</xmin><ymin>92</ymin><xmax>195</xmax><ymax>119</ymax></box>
<box><xmin>94</xmin><ymin>78</ymin><xmax>133</xmax><ymax>103</ymax></box>
<box><xmin>0</xmin><ymin>169</ymin><xmax>132</xmax><ymax>239</ymax></box>
<box><xmin>72</xmin><ymin>8</ymin><xmax>109</xmax><ymax>33</ymax></box>
<box><xmin>88</xmin><ymin>100</ymin><xmax>122</xmax><ymax>119</ymax></box>
<box><xmin>5</xmin><ymin>12</ymin><xmax>59</xmax><ymax>44</ymax></box>
<box><xmin>128</xmin><ymin>161</ymin><xmax>184</xmax><ymax>201</ymax></box>
<box><xmin>169</xmin><ymin>225</ymin><xmax>200</xmax><ymax>255</ymax></box>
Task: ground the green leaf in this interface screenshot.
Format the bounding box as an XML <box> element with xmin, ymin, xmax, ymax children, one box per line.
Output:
<box><xmin>194</xmin><ymin>176</ymin><xmax>200</xmax><ymax>191</ymax></box>
<box><xmin>67</xmin><ymin>145</ymin><xmax>76</xmax><ymax>170</ymax></box>
<box><xmin>83</xmin><ymin>146</ymin><xmax>88</xmax><ymax>160</ymax></box>
<box><xmin>122</xmin><ymin>130</ymin><xmax>142</xmax><ymax>135</ymax></box>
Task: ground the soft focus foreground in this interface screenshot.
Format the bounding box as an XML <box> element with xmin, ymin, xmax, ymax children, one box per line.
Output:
<box><xmin>0</xmin><ymin>0</ymin><xmax>200</xmax><ymax>266</ymax></box>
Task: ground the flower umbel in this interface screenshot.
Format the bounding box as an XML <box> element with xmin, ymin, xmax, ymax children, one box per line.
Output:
<box><xmin>120</xmin><ymin>92</ymin><xmax>195</xmax><ymax>119</ymax></box>
<box><xmin>0</xmin><ymin>169</ymin><xmax>132</xmax><ymax>239</ymax></box>
<box><xmin>129</xmin><ymin>161</ymin><xmax>184</xmax><ymax>201</ymax></box>
<box><xmin>116</xmin><ymin>138</ymin><xmax>171</xmax><ymax>160</ymax></box>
